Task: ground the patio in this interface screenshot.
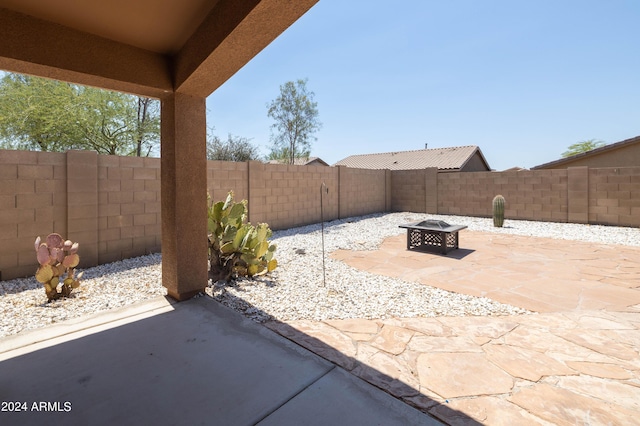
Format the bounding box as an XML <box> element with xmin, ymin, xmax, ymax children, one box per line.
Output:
<box><xmin>3</xmin><ymin>1</ymin><xmax>637</xmax><ymax>424</ymax></box>
<box><xmin>2</xmin><ymin>227</ymin><xmax>639</xmax><ymax>425</ymax></box>
<box><xmin>268</xmin><ymin>229</ymin><xmax>640</xmax><ymax>424</ymax></box>
<box><xmin>0</xmin><ymin>297</ymin><xmax>441</xmax><ymax>425</ymax></box>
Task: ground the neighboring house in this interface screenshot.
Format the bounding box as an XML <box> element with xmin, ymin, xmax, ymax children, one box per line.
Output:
<box><xmin>532</xmin><ymin>135</ymin><xmax>640</xmax><ymax>169</ymax></box>
<box><xmin>334</xmin><ymin>145</ymin><xmax>491</xmax><ymax>172</ymax></box>
<box><xmin>268</xmin><ymin>157</ymin><xmax>329</xmax><ymax>166</ymax></box>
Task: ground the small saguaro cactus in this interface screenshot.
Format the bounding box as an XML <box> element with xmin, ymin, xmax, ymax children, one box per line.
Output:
<box><xmin>34</xmin><ymin>233</ymin><xmax>83</xmax><ymax>301</ymax></box>
<box><xmin>492</xmin><ymin>195</ymin><xmax>505</xmax><ymax>227</ymax></box>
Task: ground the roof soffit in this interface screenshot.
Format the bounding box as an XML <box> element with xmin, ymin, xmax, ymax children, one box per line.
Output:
<box><xmin>0</xmin><ymin>0</ymin><xmax>319</xmax><ymax>98</ymax></box>
<box><xmin>174</xmin><ymin>0</ymin><xmax>318</xmax><ymax>96</ymax></box>
<box><xmin>0</xmin><ymin>0</ymin><xmax>218</xmax><ymax>54</ymax></box>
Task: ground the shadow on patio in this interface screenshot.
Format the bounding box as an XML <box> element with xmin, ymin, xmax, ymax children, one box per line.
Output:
<box><xmin>0</xmin><ymin>295</ymin><xmax>468</xmax><ymax>425</ymax></box>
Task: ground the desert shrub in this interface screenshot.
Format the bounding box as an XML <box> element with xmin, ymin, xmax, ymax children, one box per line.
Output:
<box><xmin>34</xmin><ymin>233</ymin><xmax>83</xmax><ymax>301</ymax></box>
<box><xmin>208</xmin><ymin>191</ymin><xmax>277</xmax><ymax>282</ymax></box>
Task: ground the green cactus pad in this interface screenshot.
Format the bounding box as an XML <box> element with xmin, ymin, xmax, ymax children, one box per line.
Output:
<box><xmin>247</xmin><ymin>264</ymin><xmax>258</xmax><ymax>276</ymax></box>
<box><xmin>233</xmin><ymin>227</ymin><xmax>249</xmax><ymax>250</ymax></box>
<box><xmin>208</xmin><ymin>191</ymin><xmax>277</xmax><ymax>282</ymax></box>
<box><xmin>267</xmin><ymin>259</ymin><xmax>277</xmax><ymax>272</ymax></box>
<box><xmin>56</xmin><ymin>264</ymin><xmax>66</xmax><ymax>276</ymax></box>
<box><xmin>222</xmin><ymin>192</ymin><xmax>234</xmax><ymax>210</ymax></box>
<box><xmin>255</xmin><ymin>241</ymin><xmax>269</xmax><ymax>258</ymax></box>
<box><xmin>35</xmin><ymin>265</ymin><xmax>54</xmax><ymax>283</ymax></box>
<box><xmin>228</xmin><ymin>203</ymin><xmax>245</xmax><ymax>220</ymax></box>
<box><xmin>220</xmin><ymin>241</ymin><xmax>236</xmax><ymax>255</ymax></box>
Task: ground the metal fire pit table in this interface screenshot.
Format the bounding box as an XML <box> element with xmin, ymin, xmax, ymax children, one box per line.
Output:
<box><xmin>399</xmin><ymin>220</ymin><xmax>467</xmax><ymax>255</ymax></box>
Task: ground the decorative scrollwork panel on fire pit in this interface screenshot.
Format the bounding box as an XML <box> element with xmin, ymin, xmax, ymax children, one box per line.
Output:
<box><xmin>399</xmin><ymin>220</ymin><xmax>467</xmax><ymax>255</ymax></box>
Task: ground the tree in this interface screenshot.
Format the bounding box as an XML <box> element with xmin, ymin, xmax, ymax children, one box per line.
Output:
<box><xmin>267</xmin><ymin>78</ymin><xmax>321</xmax><ymax>164</ymax></box>
<box><xmin>561</xmin><ymin>139</ymin><xmax>606</xmax><ymax>158</ymax></box>
<box><xmin>266</xmin><ymin>146</ymin><xmax>293</xmax><ymax>162</ymax></box>
<box><xmin>0</xmin><ymin>73</ymin><xmax>160</xmax><ymax>156</ymax></box>
<box><xmin>206</xmin><ymin>132</ymin><xmax>261</xmax><ymax>162</ymax></box>
<box><xmin>134</xmin><ymin>97</ymin><xmax>161</xmax><ymax>157</ymax></box>
<box><xmin>0</xmin><ymin>74</ymin><xmax>80</xmax><ymax>152</ymax></box>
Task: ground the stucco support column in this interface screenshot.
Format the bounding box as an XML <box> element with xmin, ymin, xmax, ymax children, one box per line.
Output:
<box><xmin>161</xmin><ymin>92</ymin><xmax>208</xmax><ymax>301</ymax></box>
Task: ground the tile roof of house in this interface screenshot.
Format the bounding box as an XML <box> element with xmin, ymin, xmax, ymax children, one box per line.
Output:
<box><xmin>334</xmin><ymin>146</ymin><xmax>488</xmax><ymax>171</ymax></box>
<box><xmin>531</xmin><ymin>135</ymin><xmax>640</xmax><ymax>169</ymax></box>
<box><xmin>267</xmin><ymin>156</ymin><xmax>329</xmax><ymax>166</ymax></box>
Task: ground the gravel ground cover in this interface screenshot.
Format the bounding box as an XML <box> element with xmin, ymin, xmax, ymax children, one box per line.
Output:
<box><xmin>2</xmin><ymin>212</ymin><xmax>638</xmax><ymax>337</ymax></box>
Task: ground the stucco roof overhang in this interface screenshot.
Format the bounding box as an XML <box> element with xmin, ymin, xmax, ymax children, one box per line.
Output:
<box><xmin>0</xmin><ymin>0</ymin><xmax>318</xmax><ymax>98</ymax></box>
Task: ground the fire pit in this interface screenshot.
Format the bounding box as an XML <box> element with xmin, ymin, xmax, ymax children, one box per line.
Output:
<box><xmin>399</xmin><ymin>220</ymin><xmax>467</xmax><ymax>255</ymax></box>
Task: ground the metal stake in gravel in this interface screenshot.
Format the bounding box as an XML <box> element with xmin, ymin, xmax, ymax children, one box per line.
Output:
<box><xmin>320</xmin><ymin>182</ymin><xmax>329</xmax><ymax>287</ymax></box>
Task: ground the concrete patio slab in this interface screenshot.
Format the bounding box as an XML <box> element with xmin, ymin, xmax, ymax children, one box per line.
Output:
<box><xmin>257</xmin><ymin>367</ymin><xmax>438</xmax><ymax>426</ymax></box>
<box><xmin>0</xmin><ymin>296</ymin><xmax>442</xmax><ymax>425</ymax></box>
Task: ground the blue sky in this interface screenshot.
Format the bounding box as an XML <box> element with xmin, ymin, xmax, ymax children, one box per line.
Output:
<box><xmin>206</xmin><ymin>0</ymin><xmax>640</xmax><ymax>171</ymax></box>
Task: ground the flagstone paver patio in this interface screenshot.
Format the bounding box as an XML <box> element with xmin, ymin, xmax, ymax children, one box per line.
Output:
<box><xmin>3</xmin><ymin>229</ymin><xmax>639</xmax><ymax>425</ymax></box>
<box><xmin>332</xmin><ymin>231</ymin><xmax>640</xmax><ymax>313</ymax></box>
<box><xmin>266</xmin><ymin>230</ymin><xmax>640</xmax><ymax>425</ymax></box>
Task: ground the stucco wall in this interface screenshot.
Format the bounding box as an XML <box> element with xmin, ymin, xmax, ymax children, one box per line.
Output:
<box><xmin>536</xmin><ymin>140</ymin><xmax>640</xmax><ymax>169</ymax></box>
<box><xmin>460</xmin><ymin>152</ymin><xmax>490</xmax><ymax>172</ymax></box>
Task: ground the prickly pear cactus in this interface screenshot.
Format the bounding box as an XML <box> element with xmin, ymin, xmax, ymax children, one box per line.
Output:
<box><xmin>492</xmin><ymin>195</ymin><xmax>505</xmax><ymax>227</ymax></box>
<box><xmin>207</xmin><ymin>191</ymin><xmax>277</xmax><ymax>282</ymax></box>
<box><xmin>34</xmin><ymin>233</ymin><xmax>83</xmax><ymax>301</ymax></box>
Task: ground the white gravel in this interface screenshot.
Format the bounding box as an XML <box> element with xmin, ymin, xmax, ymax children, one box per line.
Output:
<box><xmin>2</xmin><ymin>212</ymin><xmax>639</xmax><ymax>338</ymax></box>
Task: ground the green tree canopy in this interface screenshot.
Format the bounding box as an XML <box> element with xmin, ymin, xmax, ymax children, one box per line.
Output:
<box><xmin>206</xmin><ymin>132</ymin><xmax>261</xmax><ymax>162</ymax></box>
<box><xmin>561</xmin><ymin>139</ymin><xmax>606</xmax><ymax>158</ymax></box>
<box><xmin>0</xmin><ymin>73</ymin><xmax>160</xmax><ymax>156</ymax></box>
<box><xmin>267</xmin><ymin>78</ymin><xmax>321</xmax><ymax>165</ymax></box>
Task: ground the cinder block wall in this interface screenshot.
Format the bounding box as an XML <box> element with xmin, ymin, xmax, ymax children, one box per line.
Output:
<box><xmin>338</xmin><ymin>166</ymin><xmax>388</xmax><ymax>218</ymax></box>
<box><xmin>97</xmin><ymin>154</ymin><xmax>162</xmax><ymax>265</ymax></box>
<box><xmin>437</xmin><ymin>169</ymin><xmax>569</xmax><ymax>222</ymax></box>
<box><xmin>2</xmin><ymin>147</ymin><xmax>639</xmax><ymax>281</ymax></box>
<box><xmin>0</xmin><ymin>150</ymin><xmax>67</xmax><ymax>280</ymax></box>
<box><xmin>206</xmin><ymin>160</ymin><xmax>249</xmax><ymax>205</ymax></box>
<box><xmin>248</xmin><ymin>161</ymin><xmax>339</xmax><ymax>230</ymax></box>
<box><xmin>588</xmin><ymin>167</ymin><xmax>640</xmax><ymax>226</ymax></box>
<box><xmin>390</xmin><ymin>169</ymin><xmax>426</xmax><ymax>212</ymax></box>
<box><xmin>388</xmin><ymin>165</ymin><xmax>639</xmax><ymax>227</ymax></box>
